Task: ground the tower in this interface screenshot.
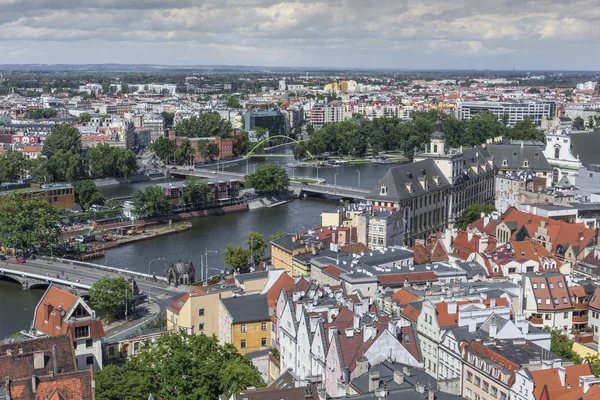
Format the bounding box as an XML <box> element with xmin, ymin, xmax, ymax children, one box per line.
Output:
<box><xmin>430</xmin><ymin>120</ymin><xmax>446</xmax><ymax>155</ymax></box>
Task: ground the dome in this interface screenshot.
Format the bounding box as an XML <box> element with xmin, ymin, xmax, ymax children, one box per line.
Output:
<box><xmin>431</xmin><ymin>120</ymin><xmax>446</xmax><ymax>140</ymax></box>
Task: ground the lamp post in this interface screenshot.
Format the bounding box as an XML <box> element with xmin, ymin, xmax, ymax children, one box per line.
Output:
<box><xmin>292</xmin><ymin>168</ymin><xmax>297</xmax><ymax>182</ymax></box>
<box><xmin>356</xmin><ymin>170</ymin><xmax>361</xmax><ymax>188</ymax></box>
<box><xmin>148</xmin><ymin>257</ymin><xmax>164</xmax><ymax>300</ymax></box>
<box><xmin>205</xmin><ymin>267</ymin><xmax>225</xmax><ymax>282</ymax></box>
<box><xmin>334</xmin><ymin>172</ymin><xmax>339</xmax><ymax>194</ymax></box>
<box><xmin>204</xmin><ymin>249</ymin><xmax>218</xmax><ymax>283</ymax></box>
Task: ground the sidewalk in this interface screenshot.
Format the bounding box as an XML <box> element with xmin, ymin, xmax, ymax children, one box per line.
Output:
<box><xmin>103</xmin><ymin>299</ymin><xmax>161</xmax><ymax>341</ymax></box>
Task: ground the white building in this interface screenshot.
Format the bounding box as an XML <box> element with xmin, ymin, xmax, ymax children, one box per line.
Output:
<box><xmin>456</xmin><ymin>100</ymin><xmax>555</xmax><ymax>126</ymax></box>
<box><xmin>543</xmin><ymin>130</ymin><xmax>583</xmax><ymax>185</ymax></box>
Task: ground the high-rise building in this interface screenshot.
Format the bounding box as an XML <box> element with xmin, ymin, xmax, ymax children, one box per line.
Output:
<box><xmin>456</xmin><ymin>100</ymin><xmax>556</xmax><ymax>126</ymax></box>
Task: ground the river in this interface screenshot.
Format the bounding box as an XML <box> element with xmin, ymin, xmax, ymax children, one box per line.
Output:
<box><xmin>1</xmin><ymin>156</ymin><xmax>394</xmax><ymax>339</ymax></box>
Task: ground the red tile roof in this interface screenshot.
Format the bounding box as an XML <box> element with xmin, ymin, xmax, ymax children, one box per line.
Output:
<box><xmin>531</xmin><ymin>364</ymin><xmax>591</xmax><ymax>400</ymax></box>
<box><xmin>528</xmin><ymin>274</ymin><xmax>573</xmax><ymax>311</ymax></box>
<box><xmin>452</xmin><ymin>230</ymin><xmax>497</xmax><ymax>260</ymax></box>
<box><xmin>391</xmin><ymin>289</ymin><xmax>420</xmax><ymax>305</ymax></box>
<box><xmin>168</xmin><ymin>286</ymin><xmax>207</xmax><ymax>313</ymax></box>
<box><xmin>410</xmin><ymin>239</ymin><xmax>449</xmax><ymax>265</ymax></box>
<box><xmin>323</xmin><ymin>264</ymin><xmax>345</xmax><ymax>278</ymax></box>
<box><xmin>377</xmin><ymin>272</ymin><xmax>437</xmax><ymax>285</ymax></box>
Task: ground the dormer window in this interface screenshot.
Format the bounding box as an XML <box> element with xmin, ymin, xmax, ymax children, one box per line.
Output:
<box><xmin>380</xmin><ymin>185</ymin><xmax>388</xmax><ymax>196</ymax></box>
<box><xmin>523</xmin><ymin>160</ymin><xmax>529</xmax><ymax>168</ymax></box>
<box><xmin>502</xmin><ymin>159</ymin><xmax>508</xmax><ymax>167</ymax></box>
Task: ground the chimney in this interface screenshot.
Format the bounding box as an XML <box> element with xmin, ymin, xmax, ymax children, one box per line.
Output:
<box><xmin>490</xmin><ymin>298</ymin><xmax>496</xmax><ymax>308</ymax></box>
<box><xmin>393</xmin><ymin>370</ymin><xmax>405</xmax><ymax>385</ymax></box>
<box><xmin>489</xmin><ymin>324</ymin><xmax>497</xmax><ymax>339</ymax></box>
<box><xmin>355</xmin><ymin>357</ymin><xmax>368</xmax><ymax>377</ymax></box>
<box><xmin>368</xmin><ymin>371</ymin><xmax>380</xmax><ymax>392</ymax></box>
<box><xmin>52</xmin><ymin>344</ymin><xmax>58</xmax><ymax>376</ymax></box>
<box><xmin>468</xmin><ymin>319</ymin><xmax>476</xmax><ymax>333</ymax></box>
<box><xmin>403</xmin><ymin>366</ymin><xmax>412</xmax><ymax>376</ymax></box>
<box><xmin>521</xmin><ymin>322</ymin><xmax>530</xmax><ymax>334</ymax></box>
<box><xmin>354</xmin><ymin>315</ymin><xmax>360</xmax><ymax>330</ymax></box>
<box><xmin>558</xmin><ymin>366</ymin><xmax>566</xmax><ymax>387</ymax></box>
<box><xmin>483</xmin><ymin>215</ymin><xmax>490</xmax><ymax>228</ymax></box>
<box><xmin>345</xmin><ymin>328</ymin><xmax>354</xmax><ymax>338</ymax></box>
<box><xmin>292</xmin><ymin>235</ymin><xmax>297</xmax><ymax>243</ymax></box>
<box><xmin>479</xmin><ymin>234</ymin><xmax>489</xmax><ymax>252</ymax></box>
<box><xmin>447</xmin><ymin>302</ymin><xmax>457</xmax><ymax>315</ymax></box>
<box><xmin>480</xmin><ymin>212</ymin><xmax>485</xmax><ymax>219</ymax></box>
<box><xmin>415</xmin><ymin>384</ymin><xmax>425</xmax><ymax>394</ymax></box>
<box><xmin>328</xmin><ymin>326</ymin><xmax>338</xmax><ymax>342</ymax></box>
<box><xmin>428</xmin><ymin>390</ymin><xmax>435</xmax><ymax>400</ymax></box>
<box><xmin>467</xmin><ymin>231</ymin><xmax>473</xmax><ymax>242</ymax></box>
<box><xmin>31</xmin><ymin>374</ymin><xmax>37</xmax><ymax>394</ymax></box>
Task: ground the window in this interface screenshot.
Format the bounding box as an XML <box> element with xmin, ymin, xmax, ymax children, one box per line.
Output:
<box><xmin>549</xmin><ymin>283</ymin><xmax>554</xmax><ymax>289</ymax></box>
<box><xmin>404</xmin><ymin>334</ymin><xmax>411</xmax><ymax>343</ymax></box>
<box><xmin>537</xmin><ymin>298</ymin><xmax>541</xmax><ymax>304</ymax></box>
<box><xmin>74</xmin><ymin>326</ymin><xmax>89</xmax><ymax>339</ymax></box>
<box><xmin>558</xmin><ymin>282</ymin><xmax>563</xmax><ymax>288</ymax></box>
<box><xmin>199</xmin><ymin>323</ymin><xmax>205</xmax><ymax>331</ymax></box>
<box><xmin>240</xmin><ymin>324</ymin><xmax>246</xmax><ymax>333</ymax></box>
<box><xmin>564</xmin><ymin>312</ymin><xmax>569</xmax><ymax>318</ymax></box>
<box><xmin>541</xmin><ymin>283</ymin><xmax>546</xmax><ymax>289</ymax></box>
<box><xmin>85</xmin><ymin>339</ymin><xmax>93</xmax><ymax>348</ymax></box>
<box><xmin>467</xmin><ymin>371</ymin><xmax>473</xmax><ymax>382</ymax></box>
<box><xmin>546</xmin><ymin>299</ymin><xmax>550</xmax><ymax>305</ymax></box>
<box><xmin>73</xmin><ymin>341</ymin><xmax>77</xmax><ymax>349</ymax></box>
<box><xmin>483</xmin><ymin>381</ymin><xmax>489</xmax><ymax>393</ymax></box>
<box><xmin>465</xmin><ymin>388</ymin><xmax>473</xmax><ymax>400</ymax></box>
<box><xmin>533</xmin><ymin>283</ymin><xmax>538</xmax><ymax>289</ymax></box>
<box><xmin>475</xmin><ymin>376</ymin><xmax>481</xmax><ymax>387</ymax></box>
<box><xmin>262</xmin><ymin>322</ymin><xmax>267</xmax><ymax>331</ymax></box>
<box><xmin>545</xmin><ymin>314</ymin><xmax>551</xmax><ymax>320</ymax></box>
<box><xmin>240</xmin><ymin>340</ymin><xmax>246</xmax><ymax>349</ymax></box>
<box><xmin>261</xmin><ymin>337</ymin><xmax>267</xmax><ymax>346</ymax></box>
<box><xmin>491</xmin><ymin>386</ymin><xmax>498</xmax><ymax>398</ymax></box>
<box><xmin>86</xmin><ymin>356</ymin><xmax>94</xmax><ymax>366</ymax></box>
<box><xmin>198</xmin><ymin>309</ymin><xmax>205</xmax><ymax>316</ymax></box>
<box><xmin>563</xmin><ymin>297</ymin><xmax>567</xmax><ymax>304</ymax></box>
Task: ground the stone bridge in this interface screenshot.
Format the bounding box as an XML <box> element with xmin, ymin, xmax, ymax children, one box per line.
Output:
<box><xmin>0</xmin><ymin>267</ymin><xmax>90</xmax><ymax>295</ymax></box>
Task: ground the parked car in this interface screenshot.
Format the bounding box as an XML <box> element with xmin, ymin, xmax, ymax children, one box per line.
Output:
<box><xmin>0</xmin><ymin>254</ymin><xmax>6</xmax><ymax>260</ymax></box>
<box><xmin>16</xmin><ymin>257</ymin><xmax>25</xmax><ymax>263</ymax></box>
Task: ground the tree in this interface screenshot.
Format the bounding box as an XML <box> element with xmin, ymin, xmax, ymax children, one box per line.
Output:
<box><xmin>175</xmin><ymin>113</ymin><xmax>233</xmax><ymax>138</ymax></box>
<box><xmin>224</xmin><ymin>244</ymin><xmax>249</xmax><ymax>272</ymax></box>
<box><xmin>543</xmin><ymin>327</ymin><xmax>582</xmax><ymax>363</ymax></box>
<box><xmin>26</xmin><ymin>108</ymin><xmax>57</xmax><ymax>119</ymax></box>
<box><xmin>175</xmin><ymin>139</ymin><xmax>194</xmax><ymax>165</ymax></box>
<box><xmin>181</xmin><ymin>176</ymin><xmax>213</xmax><ymax>209</ymax></box>
<box><xmin>161</xmin><ymin>111</ymin><xmax>175</xmax><ymax>129</ymax></box>
<box><xmin>87</xmin><ymin>144</ymin><xmax>137</xmax><ymax>177</ymax></box>
<box><xmin>573</xmin><ymin>116</ymin><xmax>585</xmax><ymax>130</ymax></box>
<box><xmin>75</xmin><ymin>112</ymin><xmax>91</xmax><ymax>123</ymax></box>
<box><xmin>95</xmin><ymin>331</ymin><xmax>263</xmax><ymax>400</ymax></box>
<box><xmin>246</xmin><ymin>232</ymin><xmax>267</xmax><ymax>263</ymax></box>
<box><xmin>46</xmin><ymin>149</ymin><xmax>82</xmax><ymax>182</ymax></box>
<box><xmin>233</xmin><ymin>130</ymin><xmax>250</xmax><ymax>156</ymax></box>
<box><xmin>88</xmin><ymin>276</ymin><xmax>136</xmax><ymax>320</ymax></box>
<box><xmin>0</xmin><ymin>150</ymin><xmax>29</xmax><ymax>182</ymax></box>
<box><xmin>508</xmin><ymin>118</ymin><xmax>543</xmax><ymax>142</ymax></box>
<box><xmin>457</xmin><ymin>203</ymin><xmax>496</xmax><ymax>229</ymax></box>
<box><xmin>588</xmin><ymin>116</ymin><xmax>595</xmax><ymax>130</ymax></box>
<box><xmin>245</xmin><ymin>164</ymin><xmax>289</xmax><ymax>195</ymax></box>
<box><xmin>306</xmin><ymin>125</ymin><xmax>315</xmax><ymax>136</ymax></box>
<box><xmin>586</xmin><ymin>354</ymin><xmax>600</xmax><ymax>377</ymax></box>
<box><xmin>132</xmin><ymin>186</ymin><xmax>171</xmax><ymax>217</ymax></box>
<box><xmin>28</xmin><ymin>158</ymin><xmax>52</xmax><ymax>183</ymax></box>
<box><xmin>269</xmin><ymin>232</ymin><xmax>287</xmax><ymax>241</ymax></box>
<box><xmin>0</xmin><ymin>193</ymin><xmax>62</xmax><ymax>250</ymax></box>
<box><xmin>225</xmin><ymin>96</ymin><xmax>241</xmax><ymax>109</ymax></box>
<box><xmin>207</xmin><ymin>142</ymin><xmax>220</xmax><ymax>160</ymax></box>
<box><xmin>72</xmin><ymin>180</ymin><xmax>105</xmax><ymax>210</ymax></box>
<box><xmin>150</xmin><ymin>137</ymin><xmax>177</xmax><ymax>162</ymax></box>
<box><xmin>42</xmin><ymin>124</ymin><xmax>82</xmax><ymax>158</ymax></box>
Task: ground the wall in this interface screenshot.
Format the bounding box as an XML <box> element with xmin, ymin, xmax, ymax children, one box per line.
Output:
<box><xmin>231</xmin><ymin>320</ymin><xmax>271</xmax><ymax>355</ymax></box>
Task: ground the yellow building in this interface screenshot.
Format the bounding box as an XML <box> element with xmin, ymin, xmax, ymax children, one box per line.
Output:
<box><xmin>270</xmin><ymin>234</ymin><xmax>322</xmax><ymax>275</ymax></box>
<box><xmin>0</xmin><ymin>183</ymin><xmax>75</xmax><ymax>209</ymax></box>
<box><xmin>219</xmin><ymin>294</ymin><xmax>271</xmax><ymax>355</ymax></box>
<box><xmin>324</xmin><ymin>80</ymin><xmax>357</xmax><ymax>93</ymax></box>
<box><xmin>166</xmin><ymin>285</ymin><xmax>235</xmax><ymax>337</ymax></box>
<box><xmin>234</xmin><ymin>271</ymin><xmax>270</xmax><ymax>294</ymax></box>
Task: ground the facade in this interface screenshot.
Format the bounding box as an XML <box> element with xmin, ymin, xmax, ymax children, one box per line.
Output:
<box><xmin>219</xmin><ymin>294</ymin><xmax>271</xmax><ymax>355</ymax></box>
<box><xmin>0</xmin><ymin>183</ymin><xmax>75</xmax><ymax>209</ymax></box>
<box><xmin>577</xmin><ymin>164</ymin><xmax>600</xmax><ymax>193</ymax></box>
<box><xmin>543</xmin><ymin>130</ymin><xmax>583</xmax><ymax>185</ymax></box>
<box><xmin>457</xmin><ymin>100</ymin><xmax>556</xmax><ymax>126</ymax></box>
<box><xmin>310</xmin><ymin>102</ymin><xmax>345</xmax><ymax>129</ymax></box>
<box><xmin>521</xmin><ymin>273</ymin><xmax>573</xmax><ymax>331</ymax></box>
<box><xmin>270</xmin><ymin>234</ymin><xmax>322</xmax><ymax>275</ymax></box>
<box><xmin>143</xmin><ymin>114</ymin><xmax>165</xmax><ymax>143</ymax></box>
<box><xmin>31</xmin><ymin>285</ymin><xmax>104</xmax><ymax>370</ymax></box>
<box><xmin>485</xmin><ymin>142</ymin><xmax>553</xmax><ymax>187</ymax></box>
<box><xmin>244</xmin><ymin>110</ymin><xmax>288</xmax><ymax>136</ymax></box>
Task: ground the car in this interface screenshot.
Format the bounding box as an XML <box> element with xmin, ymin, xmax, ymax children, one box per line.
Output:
<box><xmin>0</xmin><ymin>254</ymin><xmax>6</xmax><ymax>260</ymax></box>
<box><xmin>301</xmin><ymin>182</ymin><xmax>308</xmax><ymax>186</ymax></box>
<box><xmin>16</xmin><ymin>257</ymin><xmax>25</xmax><ymax>263</ymax></box>
<box><xmin>171</xmin><ymin>166</ymin><xmax>177</xmax><ymax>170</ymax></box>
<box><xmin>188</xmin><ymin>168</ymin><xmax>194</xmax><ymax>171</ymax></box>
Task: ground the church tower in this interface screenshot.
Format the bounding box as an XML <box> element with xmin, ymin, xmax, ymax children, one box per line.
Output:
<box><xmin>430</xmin><ymin>120</ymin><xmax>446</xmax><ymax>155</ymax></box>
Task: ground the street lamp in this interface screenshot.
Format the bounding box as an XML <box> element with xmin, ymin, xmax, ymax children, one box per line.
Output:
<box><xmin>148</xmin><ymin>257</ymin><xmax>164</xmax><ymax>300</ymax></box>
<box><xmin>292</xmin><ymin>168</ymin><xmax>297</xmax><ymax>182</ymax></box>
<box><xmin>356</xmin><ymin>170</ymin><xmax>361</xmax><ymax>188</ymax></box>
<box><xmin>204</xmin><ymin>249</ymin><xmax>218</xmax><ymax>283</ymax></box>
<box><xmin>334</xmin><ymin>172</ymin><xmax>339</xmax><ymax>194</ymax></box>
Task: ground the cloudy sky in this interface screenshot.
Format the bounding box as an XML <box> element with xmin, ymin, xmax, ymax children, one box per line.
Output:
<box><xmin>0</xmin><ymin>0</ymin><xmax>598</xmax><ymax>69</ymax></box>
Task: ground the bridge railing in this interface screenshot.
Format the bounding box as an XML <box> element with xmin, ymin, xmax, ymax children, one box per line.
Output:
<box><xmin>0</xmin><ymin>267</ymin><xmax>91</xmax><ymax>289</ymax></box>
<box><xmin>37</xmin><ymin>256</ymin><xmax>169</xmax><ymax>283</ymax></box>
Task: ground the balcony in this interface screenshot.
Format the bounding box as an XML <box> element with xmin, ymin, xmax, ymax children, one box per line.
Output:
<box><xmin>573</xmin><ymin>315</ymin><xmax>588</xmax><ymax>324</ymax></box>
<box><xmin>529</xmin><ymin>316</ymin><xmax>543</xmax><ymax>325</ymax></box>
<box><xmin>575</xmin><ymin>303</ymin><xmax>588</xmax><ymax>310</ymax></box>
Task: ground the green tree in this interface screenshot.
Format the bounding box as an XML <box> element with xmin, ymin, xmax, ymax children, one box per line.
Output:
<box><xmin>26</xmin><ymin>108</ymin><xmax>57</xmax><ymax>119</ymax></box>
<box><xmin>508</xmin><ymin>118</ymin><xmax>543</xmax><ymax>142</ymax></box>
<box><xmin>72</xmin><ymin>180</ymin><xmax>105</xmax><ymax>211</ymax></box>
<box><xmin>306</xmin><ymin>125</ymin><xmax>315</xmax><ymax>136</ymax></box>
<box><xmin>96</xmin><ymin>331</ymin><xmax>263</xmax><ymax>400</ymax></box>
<box><xmin>588</xmin><ymin>116</ymin><xmax>595</xmax><ymax>130</ymax></box>
<box><xmin>75</xmin><ymin>112</ymin><xmax>91</xmax><ymax>123</ymax></box>
<box><xmin>46</xmin><ymin>149</ymin><xmax>82</xmax><ymax>182</ymax></box>
<box><xmin>224</xmin><ymin>244</ymin><xmax>249</xmax><ymax>272</ymax></box>
<box><xmin>246</xmin><ymin>232</ymin><xmax>267</xmax><ymax>263</ymax></box>
<box><xmin>466</xmin><ymin>111</ymin><xmax>508</xmax><ymax>147</ymax></box>
<box><xmin>543</xmin><ymin>327</ymin><xmax>583</xmax><ymax>363</ymax></box>
<box><xmin>29</xmin><ymin>158</ymin><xmax>52</xmax><ymax>183</ymax></box>
<box><xmin>269</xmin><ymin>232</ymin><xmax>287</xmax><ymax>241</ymax></box>
<box><xmin>225</xmin><ymin>96</ymin><xmax>241</xmax><ymax>109</ymax></box>
<box><xmin>87</xmin><ymin>144</ymin><xmax>137</xmax><ymax>177</ymax></box>
<box><xmin>150</xmin><ymin>137</ymin><xmax>177</xmax><ymax>162</ymax></box>
<box><xmin>132</xmin><ymin>186</ymin><xmax>171</xmax><ymax>217</ymax></box>
<box><xmin>175</xmin><ymin>138</ymin><xmax>194</xmax><ymax>165</ymax></box>
<box><xmin>0</xmin><ymin>193</ymin><xmax>62</xmax><ymax>249</ymax></box>
<box><xmin>161</xmin><ymin>111</ymin><xmax>175</xmax><ymax>129</ymax></box>
<box><xmin>42</xmin><ymin>124</ymin><xmax>82</xmax><ymax>158</ymax></box>
<box><xmin>585</xmin><ymin>354</ymin><xmax>600</xmax><ymax>377</ymax></box>
<box><xmin>245</xmin><ymin>164</ymin><xmax>290</xmax><ymax>195</ymax></box>
<box><xmin>457</xmin><ymin>203</ymin><xmax>496</xmax><ymax>229</ymax></box>
<box><xmin>88</xmin><ymin>276</ymin><xmax>136</xmax><ymax>320</ymax></box>
<box><xmin>573</xmin><ymin>116</ymin><xmax>585</xmax><ymax>130</ymax></box>
<box><xmin>181</xmin><ymin>176</ymin><xmax>213</xmax><ymax>209</ymax></box>
<box><xmin>95</xmin><ymin>365</ymin><xmax>154</xmax><ymax>400</ymax></box>
<box><xmin>233</xmin><ymin>130</ymin><xmax>250</xmax><ymax>156</ymax></box>
<box><xmin>0</xmin><ymin>150</ymin><xmax>29</xmax><ymax>182</ymax></box>
<box><xmin>175</xmin><ymin>113</ymin><xmax>233</xmax><ymax>138</ymax></box>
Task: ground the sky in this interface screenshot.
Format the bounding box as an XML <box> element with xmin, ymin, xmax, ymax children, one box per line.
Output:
<box><xmin>0</xmin><ymin>0</ymin><xmax>599</xmax><ymax>70</ymax></box>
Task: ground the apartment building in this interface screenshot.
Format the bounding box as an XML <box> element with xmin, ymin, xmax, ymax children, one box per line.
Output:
<box><xmin>521</xmin><ymin>273</ymin><xmax>573</xmax><ymax>331</ymax></box>
<box><xmin>0</xmin><ymin>182</ymin><xmax>75</xmax><ymax>209</ymax></box>
<box><xmin>457</xmin><ymin>100</ymin><xmax>556</xmax><ymax>126</ymax></box>
<box><xmin>219</xmin><ymin>294</ymin><xmax>271</xmax><ymax>355</ymax></box>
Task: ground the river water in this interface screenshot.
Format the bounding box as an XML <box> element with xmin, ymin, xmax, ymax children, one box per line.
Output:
<box><xmin>1</xmin><ymin>156</ymin><xmax>394</xmax><ymax>339</ymax></box>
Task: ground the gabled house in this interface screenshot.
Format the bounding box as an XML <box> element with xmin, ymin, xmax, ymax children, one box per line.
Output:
<box><xmin>521</xmin><ymin>273</ymin><xmax>573</xmax><ymax>332</ymax></box>
<box><xmin>31</xmin><ymin>285</ymin><xmax>104</xmax><ymax>370</ymax></box>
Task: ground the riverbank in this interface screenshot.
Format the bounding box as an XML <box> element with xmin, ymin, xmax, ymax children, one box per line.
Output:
<box><xmin>90</xmin><ymin>222</ymin><xmax>194</xmax><ymax>252</ymax></box>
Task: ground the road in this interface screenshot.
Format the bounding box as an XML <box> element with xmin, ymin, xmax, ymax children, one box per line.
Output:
<box><xmin>2</xmin><ymin>257</ymin><xmax>188</xmax><ymax>341</ymax></box>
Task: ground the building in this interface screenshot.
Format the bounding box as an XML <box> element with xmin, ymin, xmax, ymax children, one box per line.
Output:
<box><xmin>495</xmin><ymin>170</ymin><xmax>547</xmax><ymax>213</ymax></box>
<box><xmin>270</xmin><ymin>234</ymin><xmax>323</xmax><ymax>275</ymax></box>
<box><xmin>166</xmin><ymin>261</ymin><xmax>195</xmax><ymax>286</ymax></box>
<box><xmin>31</xmin><ymin>285</ymin><xmax>104</xmax><ymax>370</ymax></box>
<box><xmin>415</xmin><ymin>123</ymin><xmax>495</xmax><ymax>223</ymax></box>
<box><xmin>484</xmin><ymin>142</ymin><xmax>553</xmax><ymax>187</ymax></box>
<box><xmin>170</xmin><ymin>133</ymin><xmax>234</xmax><ymax>161</ymax></box>
<box><xmin>143</xmin><ymin>114</ymin><xmax>165</xmax><ymax>143</ymax></box>
<box><xmin>244</xmin><ymin>110</ymin><xmax>288</xmax><ymax>136</ymax></box>
<box><xmin>457</xmin><ymin>100</ymin><xmax>556</xmax><ymax>126</ymax></box>
<box><xmin>219</xmin><ymin>294</ymin><xmax>271</xmax><ymax>355</ymax></box>
<box><xmin>521</xmin><ymin>273</ymin><xmax>574</xmax><ymax>331</ymax></box>
<box><xmin>0</xmin><ymin>335</ymin><xmax>95</xmax><ymax>400</ymax></box>
<box><xmin>0</xmin><ymin>183</ymin><xmax>75</xmax><ymax>209</ymax></box>
<box><xmin>577</xmin><ymin>164</ymin><xmax>600</xmax><ymax>194</ymax></box>
<box><xmin>310</xmin><ymin>102</ymin><xmax>345</xmax><ymax>129</ymax></box>
<box><xmin>543</xmin><ymin>130</ymin><xmax>583</xmax><ymax>185</ymax></box>
<box><xmin>166</xmin><ymin>284</ymin><xmax>237</xmax><ymax>337</ymax></box>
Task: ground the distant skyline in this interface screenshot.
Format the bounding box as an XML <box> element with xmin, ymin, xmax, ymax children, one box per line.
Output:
<box><xmin>0</xmin><ymin>0</ymin><xmax>599</xmax><ymax>70</ymax></box>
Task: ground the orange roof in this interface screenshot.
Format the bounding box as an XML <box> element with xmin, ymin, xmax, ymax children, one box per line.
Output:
<box><xmin>531</xmin><ymin>364</ymin><xmax>591</xmax><ymax>400</ymax></box>
<box><xmin>590</xmin><ymin>287</ymin><xmax>600</xmax><ymax>310</ymax></box>
<box><xmin>436</xmin><ymin>298</ymin><xmax>508</xmax><ymax>327</ymax></box>
<box><xmin>400</xmin><ymin>304</ymin><xmax>421</xmax><ymax>322</ymax></box>
<box><xmin>391</xmin><ymin>288</ymin><xmax>419</xmax><ymax>305</ymax></box>
<box><xmin>377</xmin><ymin>272</ymin><xmax>437</xmax><ymax>285</ymax></box>
<box><xmin>323</xmin><ymin>264</ymin><xmax>345</xmax><ymax>278</ymax></box>
<box><xmin>452</xmin><ymin>230</ymin><xmax>497</xmax><ymax>260</ymax></box>
<box><xmin>168</xmin><ymin>286</ymin><xmax>206</xmax><ymax>313</ymax></box>
<box><xmin>33</xmin><ymin>286</ymin><xmax>78</xmax><ymax>336</ymax></box>
<box><xmin>266</xmin><ymin>272</ymin><xmax>294</xmax><ymax>322</ymax></box>
<box><xmin>511</xmin><ymin>239</ymin><xmax>562</xmax><ymax>270</ymax></box>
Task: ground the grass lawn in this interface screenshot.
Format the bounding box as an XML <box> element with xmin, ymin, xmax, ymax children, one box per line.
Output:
<box><xmin>292</xmin><ymin>178</ymin><xmax>319</xmax><ymax>184</ymax></box>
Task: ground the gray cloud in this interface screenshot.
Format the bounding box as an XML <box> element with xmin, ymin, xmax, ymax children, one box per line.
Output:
<box><xmin>0</xmin><ymin>0</ymin><xmax>599</xmax><ymax>68</ymax></box>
